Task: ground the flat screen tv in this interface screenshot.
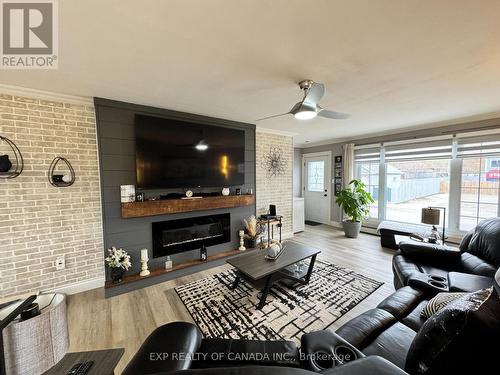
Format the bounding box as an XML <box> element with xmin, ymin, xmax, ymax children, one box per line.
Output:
<box><xmin>135</xmin><ymin>115</ymin><xmax>245</xmax><ymax>189</ymax></box>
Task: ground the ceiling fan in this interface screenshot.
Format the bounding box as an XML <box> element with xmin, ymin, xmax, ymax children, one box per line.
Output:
<box><xmin>257</xmin><ymin>80</ymin><xmax>350</xmax><ymax>121</ymax></box>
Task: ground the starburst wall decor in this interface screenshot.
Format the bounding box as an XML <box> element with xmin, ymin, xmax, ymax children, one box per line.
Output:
<box><xmin>261</xmin><ymin>146</ymin><xmax>287</xmax><ymax>178</ymax></box>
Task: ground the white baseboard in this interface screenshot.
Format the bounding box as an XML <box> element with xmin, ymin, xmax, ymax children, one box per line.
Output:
<box><xmin>47</xmin><ymin>276</ymin><xmax>105</xmax><ymax>295</ymax></box>
<box><xmin>329</xmin><ymin>221</ymin><xmax>343</xmax><ymax>229</ymax></box>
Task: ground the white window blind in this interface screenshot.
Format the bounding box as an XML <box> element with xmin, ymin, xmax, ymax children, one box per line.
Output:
<box><xmin>384</xmin><ymin>139</ymin><xmax>453</xmax><ymax>161</ymax></box>
<box><xmin>354</xmin><ymin>145</ymin><xmax>381</xmax><ymax>162</ymax></box>
<box><xmin>456</xmin><ymin>133</ymin><xmax>500</xmax><ymax>158</ymax></box>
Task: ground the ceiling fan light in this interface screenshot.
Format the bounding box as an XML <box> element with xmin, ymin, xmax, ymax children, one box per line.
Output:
<box><xmin>294</xmin><ymin>110</ymin><xmax>317</xmax><ymax>120</ymax></box>
<box><xmin>195</xmin><ymin>140</ymin><xmax>209</xmax><ymax>151</ymax></box>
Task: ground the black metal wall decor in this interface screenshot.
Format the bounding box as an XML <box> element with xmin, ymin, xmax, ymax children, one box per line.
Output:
<box><xmin>0</xmin><ymin>135</ymin><xmax>24</xmax><ymax>178</ymax></box>
<box><xmin>262</xmin><ymin>146</ymin><xmax>287</xmax><ymax>178</ymax></box>
<box><xmin>334</xmin><ymin>155</ymin><xmax>343</xmax><ymax>195</ymax></box>
<box><xmin>48</xmin><ymin>156</ymin><xmax>76</xmax><ymax>187</ymax></box>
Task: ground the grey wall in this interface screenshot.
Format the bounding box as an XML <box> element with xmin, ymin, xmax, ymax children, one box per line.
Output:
<box><xmin>94</xmin><ymin>98</ymin><xmax>256</xmax><ymax>296</ymax></box>
<box><xmin>293</xmin><ymin>148</ymin><xmax>302</xmax><ymax>198</ymax></box>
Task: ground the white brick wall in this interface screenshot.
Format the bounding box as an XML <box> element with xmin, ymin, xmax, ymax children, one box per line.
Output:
<box><xmin>0</xmin><ymin>93</ymin><xmax>103</xmax><ymax>298</ymax></box>
<box><xmin>256</xmin><ymin>131</ymin><xmax>293</xmax><ymax>237</ymax></box>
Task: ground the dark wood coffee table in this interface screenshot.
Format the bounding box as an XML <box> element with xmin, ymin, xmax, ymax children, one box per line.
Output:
<box><xmin>226</xmin><ymin>241</ymin><xmax>321</xmax><ymax>309</ymax></box>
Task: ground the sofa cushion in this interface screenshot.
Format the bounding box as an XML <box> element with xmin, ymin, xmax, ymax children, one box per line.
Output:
<box><xmin>448</xmin><ymin>271</ymin><xmax>494</xmax><ymax>292</ymax></box>
<box><xmin>405</xmin><ymin>287</ymin><xmax>500</xmax><ymax>374</ymax></box>
<box><xmin>466</xmin><ymin>217</ymin><xmax>500</xmax><ymax>267</ymax></box>
<box><xmin>335</xmin><ymin>309</ymin><xmax>396</xmax><ymax>349</ymax></box>
<box><xmin>361</xmin><ymin>322</ymin><xmax>416</xmax><ymax>370</ymax></box>
<box><xmin>376</xmin><ymin>286</ymin><xmax>424</xmax><ymax>320</ymax></box>
<box><xmin>459</xmin><ymin>252</ymin><xmax>497</xmax><ymax>277</ymax></box>
<box><xmin>417</xmin><ymin>265</ymin><xmax>449</xmax><ymax>280</ymax></box>
<box><xmin>401</xmin><ymin>300</ymin><xmax>428</xmax><ymax>332</ymax></box>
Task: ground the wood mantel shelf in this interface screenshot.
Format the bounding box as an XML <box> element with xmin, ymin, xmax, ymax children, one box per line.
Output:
<box><xmin>121</xmin><ymin>194</ymin><xmax>255</xmax><ymax>218</ymax></box>
<box><xmin>105</xmin><ymin>247</ymin><xmax>255</xmax><ymax>289</ymax></box>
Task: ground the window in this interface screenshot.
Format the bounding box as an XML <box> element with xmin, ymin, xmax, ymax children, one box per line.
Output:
<box><xmin>459</xmin><ymin>157</ymin><xmax>500</xmax><ymax>231</ymax></box>
<box><xmin>355</xmin><ymin>161</ymin><xmax>379</xmax><ymax>218</ymax></box>
<box><xmin>351</xmin><ymin>132</ymin><xmax>500</xmax><ymax>234</ymax></box>
<box><xmin>307</xmin><ymin>161</ymin><xmax>324</xmax><ymax>192</ymax></box>
<box><xmin>385</xmin><ymin>159</ymin><xmax>450</xmax><ymax>225</ymax></box>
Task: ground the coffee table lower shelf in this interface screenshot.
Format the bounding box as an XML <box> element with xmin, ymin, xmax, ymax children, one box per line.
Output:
<box><xmin>230</xmin><ymin>254</ymin><xmax>318</xmax><ymax>309</ymax></box>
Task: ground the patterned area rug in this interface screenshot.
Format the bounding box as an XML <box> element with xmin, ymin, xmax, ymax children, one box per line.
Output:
<box><xmin>175</xmin><ymin>260</ymin><xmax>383</xmax><ymax>343</ymax></box>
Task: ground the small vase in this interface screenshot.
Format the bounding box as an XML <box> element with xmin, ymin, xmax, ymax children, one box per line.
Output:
<box><xmin>0</xmin><ymin>155</ymin><xmax>12</xmax><ymax>172</ymax></box>
<box><xmin>110</xmin><ymin>267</ymin><xmax>125</xmax><ymax>283</ymax></box>
<box><xmin>222</xmin><ymin>188</ymin><xmax>230</xmax><ymax>196</ymax></box>
<box><xmin>244</xmin><ymin>237</ymin><xmax>257</xmax><ymax>249</ymax></box>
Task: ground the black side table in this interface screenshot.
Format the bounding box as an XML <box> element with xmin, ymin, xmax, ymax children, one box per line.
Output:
<box><xmin>43</xmin><ymin>349</ymin><xmax>124</xmax><ymax>375</ymax></box>
<box><xmin>259</xmin><ymin>215</ymin><xmax>283</xmax><ymax>247</ymax></box>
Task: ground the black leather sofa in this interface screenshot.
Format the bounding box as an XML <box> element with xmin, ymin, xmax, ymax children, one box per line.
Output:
<box><xmin>122</xmin><ymin>219</ymin><xmax>500</xmax><ymax>375</ymax></box>
<box><xmin>122</xmin><ymin>321</ymin><xmax>407</xmax><ymax>375</ymax></box>
<box><xmin>336</xmin><ymin>268</ymin><xmax>500</xmax><ymax>374</ymax></box>
<box><xmin>392</xmin><ymin>217</ymin><xmax>500</xmax><ymax>291</ymax></box>
<box><xmin>123</xmin><ymin>269</ymin><xmax>500</xmax><ymax>374</ymax></box>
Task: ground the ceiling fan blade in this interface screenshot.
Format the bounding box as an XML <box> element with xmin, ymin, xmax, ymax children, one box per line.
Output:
<box><xmin>303</xmin><ymin>82</ymin><xmax>325</xmax><ymax>106</ymax></box>
<box><xmin>255</xmin><ymin>112</ymin><xmax>290</xmax><ymax>121</ymax></box>
<box><xmin>317</xmin><ymin>108</ymin><xmax>350</xmax><ymax>119</ymax></box>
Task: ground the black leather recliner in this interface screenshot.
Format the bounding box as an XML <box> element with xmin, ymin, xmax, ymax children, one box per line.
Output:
<box><xmin>392</xmin><ymin>217</ymin><xmax>500</xmax><ymax>290</ymax></box>
<box><xmin>336</xmin><ymin>268</ymin><xmax>500</xmax><ymax>374</ymax></box>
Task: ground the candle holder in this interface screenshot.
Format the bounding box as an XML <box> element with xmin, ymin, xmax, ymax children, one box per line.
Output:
<box><xmin>140</xmin><ymin>248</ymin><xmax>150</xmax><ymax>277</ymax></box>
<box><xmin>238</xmin><ymin>230</ymin><xmax>246</xmax><ymax>251</ymax></box>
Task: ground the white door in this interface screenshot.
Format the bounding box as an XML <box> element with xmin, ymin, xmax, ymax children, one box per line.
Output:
<box><xmin>303</xmin><ymin>153</ymin><xmax>331</xmax><ymax>224</ymax></box>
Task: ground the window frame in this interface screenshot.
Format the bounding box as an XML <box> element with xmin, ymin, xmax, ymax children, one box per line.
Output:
<box><xmin>353</xmin><ymin>134</ymin><xmax>500</xmax><ymax>239</ymax></box>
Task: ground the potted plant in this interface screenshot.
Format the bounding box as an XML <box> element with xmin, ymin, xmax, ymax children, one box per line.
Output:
<box><xmin>105</xmin><ymin>247</ymin><xmax>132</xmax><ymax>283</ymax></box>
<box><xmin>335</xmin><ymin>179</ymin><xmax>374</xmax><ymax>238</ymax></box>
<box><xmin>243</xmin><ymin>215</ymin><xmax>262</xmax><ymax>248</ymax></box>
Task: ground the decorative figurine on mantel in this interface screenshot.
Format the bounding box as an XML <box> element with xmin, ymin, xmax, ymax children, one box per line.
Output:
<box><xmin>238</xmin><ymin>230</ymin><xmax>246</xmax><ymax>251</ymax></box>
<box><xmin>140</xmin><ymin>248</ymin><xmax>150</xmax><ymax>277</ymax></box>
<box><xmin>200</xmin><ymin>244</ymin><xmax>208</xmax><ymax>261</ymax></box>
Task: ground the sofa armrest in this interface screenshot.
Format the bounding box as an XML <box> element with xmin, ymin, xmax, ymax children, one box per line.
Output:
<box><xmin>122</xmin><ymin>322</ymin><xmax>202</xmax><ymax>375</ymax></box>
<box><xmin>324</xmin><ymin>356</ymin><xmax>408</xmax><ymax>375</ymax></box>
<box><xmin>398</xmin><ymin>241</ymin><xmax>461</xmax><ymax>267</ymax></box>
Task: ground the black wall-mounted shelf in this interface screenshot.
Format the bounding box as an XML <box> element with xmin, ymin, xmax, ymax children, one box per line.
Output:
<box><xmin>48</xmin><ymin>156</ymin><xmax>76</xmax><ymax>187</ymax></box>
<box><xmin>0</xmin><ymin>136</ymin><xmax>24</xmax><ymax>179</ymax></box>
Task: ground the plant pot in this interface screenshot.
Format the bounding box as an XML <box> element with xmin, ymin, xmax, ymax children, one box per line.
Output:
<box><xmin>0</xmin><ymin>155</ymin><xmax>12</xmax><ymax>172</ymax></box>
<box><xmin>244</xmin><ymin>237</ymin><xmax>257</xmax><ymax>249</ymax></box>
<box><xmin>342</xmin><ymin>220</ymin><xmax>362</xmax><ymax>238</ymax></box>
<box><xmin>110</xmin><ymin>267</ymin><xmax>125</xmax><ymax>283</ymax></box>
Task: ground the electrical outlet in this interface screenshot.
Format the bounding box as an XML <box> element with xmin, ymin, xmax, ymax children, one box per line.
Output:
<box><xmin>55</xmin><ymin>257</ymin><xmax>65</xmax><ymax>270</ymax></box>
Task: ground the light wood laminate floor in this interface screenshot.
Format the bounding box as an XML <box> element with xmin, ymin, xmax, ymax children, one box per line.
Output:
<box><xmin>67</xmin><ymin>225</ymin><xmax>395</xmax><ymax>373</ymax></box>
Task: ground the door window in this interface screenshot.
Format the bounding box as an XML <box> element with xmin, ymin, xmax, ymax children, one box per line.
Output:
<box><xmin>307</xmin><ymin>161</ymin><xmax>325</xmax><ymax>192</ymax></box>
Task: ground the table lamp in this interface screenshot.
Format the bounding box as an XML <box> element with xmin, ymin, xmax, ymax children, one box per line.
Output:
<box><xmin>421</xmin><ymin>207</ymin><xmax>446</xmax><ymax>244</ymax></box>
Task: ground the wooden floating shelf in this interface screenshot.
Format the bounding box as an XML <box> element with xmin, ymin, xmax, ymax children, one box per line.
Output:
<box><xmin>105</xmin><ymin>247</ymin><xmax>254</xmax><ymax>289</ymax></box>
<box><xmin>121</xmin><ymin>194</ymin><xmax>255</xmax><ymax>218</ymax></box>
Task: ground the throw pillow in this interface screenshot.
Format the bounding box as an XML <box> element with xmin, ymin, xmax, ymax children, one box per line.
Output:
<box><xmin>421</xmin><ymin>292</ymin><xmax>469</xmax><ymax>319</ymax></box>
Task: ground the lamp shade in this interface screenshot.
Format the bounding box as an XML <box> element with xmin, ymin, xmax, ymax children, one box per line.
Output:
<box><xmin>0</xmin><ymin>293</ymin><xmax>68</xmax><ymax>374</ymax></box>
<box><xmin>421</xmin><ymin>207</ymin><xmax>440</xmax><ymax>225</ymax></box>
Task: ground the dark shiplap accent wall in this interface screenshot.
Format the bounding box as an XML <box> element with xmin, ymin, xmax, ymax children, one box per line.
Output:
<box><xmin>94</xmin><ymin>98</ymin><xmax>256</xmax><ymax>297</ymax></box>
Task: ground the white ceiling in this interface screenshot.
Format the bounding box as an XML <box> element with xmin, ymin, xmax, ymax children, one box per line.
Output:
<box><xmin>2</xmin><ymin>0</ymin><xmax>500</xmax><ymax>146</ymax></box>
